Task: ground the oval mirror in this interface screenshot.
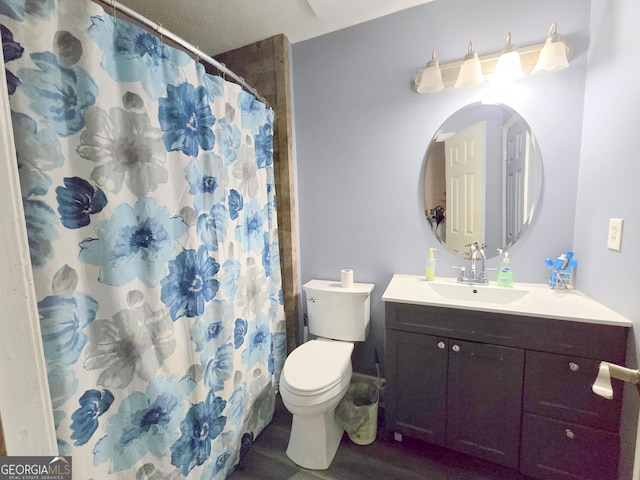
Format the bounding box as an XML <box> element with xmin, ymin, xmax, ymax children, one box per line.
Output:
<box><xmin>423</xmin><ymin>102</ymin><xmax>543</xmax><ymax>259</ymax></box>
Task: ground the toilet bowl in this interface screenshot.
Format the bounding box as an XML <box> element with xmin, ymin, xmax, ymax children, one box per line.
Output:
<box><xmin>280</xmin><ymin>338</ymin><xmax>354</xmax><ymax>470</ymax></box>
<box><xmin>281</xmin><ymin>279</ymin><xmax>374</xmax><ymax>469</ymax></box>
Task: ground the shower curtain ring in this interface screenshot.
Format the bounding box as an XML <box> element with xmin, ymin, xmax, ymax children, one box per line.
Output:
<box><xmin>156</xmin><ymin>23</ymin><xmax>165</xmax><ymax>51</ymax></box>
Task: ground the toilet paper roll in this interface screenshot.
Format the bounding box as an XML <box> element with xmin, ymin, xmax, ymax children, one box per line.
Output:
<box><xmin>341</xmin><ymin>269</ymin><xmax>353</xmax><ymax>288</ymax></box>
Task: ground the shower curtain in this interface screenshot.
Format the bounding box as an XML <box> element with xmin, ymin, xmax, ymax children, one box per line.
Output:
<box><xmin>0</xmin><ymin>0</ymin><xmax>285</xmax><ymax>478</ymax></box>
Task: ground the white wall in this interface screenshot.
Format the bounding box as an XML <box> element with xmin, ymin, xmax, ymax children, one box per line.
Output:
<box><xmin>577</xmin><ymin>0</ymin><xmax>640</xmax><ymax>477</ymax></box>
<box><xmin>292</xmin><ymin>0</ymin><xmax>590</xmax><ymax>378</ymax></box>
<box><xmin>578</xmin><ymin>0</ymin><xmax>639</xmax><ymax>336</ymax></box>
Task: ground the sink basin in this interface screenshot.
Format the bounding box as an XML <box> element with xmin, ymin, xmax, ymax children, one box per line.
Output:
<box><xmin>382</xmin><ymin>274</ymin><xmax>634</xmax><ymax>326</ymax></box>
<box><xmin>427</xmin><ymin>282</ymin><xmax>530</xmax><ymax>305</ymax></box>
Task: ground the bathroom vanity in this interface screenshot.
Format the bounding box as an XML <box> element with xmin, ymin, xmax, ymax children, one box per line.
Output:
<box><xmin>383</xmin><ymin>274</ymin><xmax>632</xmax><ymax>480</ymax></box>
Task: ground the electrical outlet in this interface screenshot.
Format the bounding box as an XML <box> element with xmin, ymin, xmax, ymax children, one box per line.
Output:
<box><xmin>607</xmin><ymin>218</ymin><xmax>623</xmax><ymax>251</ymax></box>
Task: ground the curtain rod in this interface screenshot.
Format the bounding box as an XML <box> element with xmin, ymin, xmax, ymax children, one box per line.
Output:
<box><xmin>92</xmin><ymin>0</ymin><xmax>268</xmax><ymax>105</ymax></box>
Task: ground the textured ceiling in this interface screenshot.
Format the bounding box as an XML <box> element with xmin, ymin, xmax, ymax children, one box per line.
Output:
<box><xmin>114</xmin><ymin>0</ymin><xmax>435</xmax><ymax>56</ymax></box>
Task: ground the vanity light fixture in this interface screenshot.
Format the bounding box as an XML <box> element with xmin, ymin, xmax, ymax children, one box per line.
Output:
<box><xmin>494</xmin><ymin>33</ymin><xmax>524</xmax><ymax>82</ymax></box>
<box><xmin>454</xmin><ymin>42</ymin><xmax>484</xmax><ymax>88</ymax></box>
<box><xmin>532</xmin><ymin>22</ymin><xmax>570</xmax><ymax>73</ymax></box>
<box><xmin>416</xmin><ymin>50</ymin><xmax>444</xmax><ymax>93</ymax></box>
<box><xmin>411</xmin><ymin>22</ymin><xmax>572</xmax><ymax>93</ymax></box>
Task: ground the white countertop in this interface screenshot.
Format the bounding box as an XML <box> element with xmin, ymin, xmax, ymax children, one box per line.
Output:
<box><xmin>382</xmin><ymin>274</ymin><xmax>632</xmax><ymax>327</ymax></box>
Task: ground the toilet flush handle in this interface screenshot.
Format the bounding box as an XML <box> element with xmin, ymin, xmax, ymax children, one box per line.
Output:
<box><xmin>308</xmin><ymin>296</ymin><xmax>316</xmax><ymax>303</ymax></box>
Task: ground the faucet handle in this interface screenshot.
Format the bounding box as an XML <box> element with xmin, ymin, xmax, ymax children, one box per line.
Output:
<box><xmin>452</xmin><ymin>265</ymin><xmax>466</xmax><ymax>277</ymax></box>
<box><xmin>452</xmin><ymin>265</ymin><xmax>469</xmax><ymax>283</ymax></box>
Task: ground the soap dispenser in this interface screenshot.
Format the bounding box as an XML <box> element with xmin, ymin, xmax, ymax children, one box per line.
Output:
<box><xmin>426</xmin><ymin>248</ymin><xmax>437</xmax><ymax>281</ymax></box>
<box><xmin>496</xmin><ymin>249</ymin><xmax>514</xmax><ymax>287</ymax></box>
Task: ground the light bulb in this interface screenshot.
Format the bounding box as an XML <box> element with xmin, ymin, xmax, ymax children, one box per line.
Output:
<box><xmin>455</xmin><ymin>42</ymin><xmax>484</xmax><ymax>88</ymax></box>
<box><xmin>417</xmin><ymin>50</ymin><xmax>444</xmax><ymax>93</ymax></box>
<box><xmin>532</xmin><ymin>22</ymin><xmax>570</xmax><ymax>73</ymax></box>
<box><xmin>494</xmin><ymin>33</ymin><xmax>524</xmax><ymax>82</ymax></box>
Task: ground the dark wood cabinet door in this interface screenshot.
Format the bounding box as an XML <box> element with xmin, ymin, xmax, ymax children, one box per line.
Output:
<box><xmin>386</xmin><ymin>329</ymin><xmax>448</xmax><ymax>445</ymax></box>
<box><xmin>446</xmin><ymin>339</ymin><xmax>524</xmax><ymax>469</ymax></box>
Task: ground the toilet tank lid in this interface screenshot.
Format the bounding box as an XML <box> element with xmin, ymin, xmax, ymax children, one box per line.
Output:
<box><xmin>283</xmin><ymin>340</ymin><xmax>353</xmax><ymax>392</ymax></box>
<box><xmin>303</xmin><ymin>279</ymin><xmax>374</xmax><ymax>295</ymax></box>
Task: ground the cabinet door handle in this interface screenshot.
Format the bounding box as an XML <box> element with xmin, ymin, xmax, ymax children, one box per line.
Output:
<box><xmin>565</xmin><ymin>429</ymin><xmax>575</xmax><ymax>440</ymax></box>
<box><xmin>437</xmin><ymin>341</ymin><xmax>446</xmax><ymax>350</ymax></box>
<box><xmin>452</xmin><ymin>344</ymin><xmax>461</xmax><ymax>352</ymax></box>
<box><xmin>569</xmin><ymin>362</ymin><xmax>580</xmax><ymax>372</ymax></box>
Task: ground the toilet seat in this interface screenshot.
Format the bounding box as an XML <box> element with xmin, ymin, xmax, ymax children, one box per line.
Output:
<box><xmin>282</xmin><ymin>339</ymin><xmax>353</xmax><ymax>396</ymax></box>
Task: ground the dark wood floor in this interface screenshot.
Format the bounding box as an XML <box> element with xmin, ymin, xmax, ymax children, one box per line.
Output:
<box><xmin>229</xmin><ymin>396</ymin><xmax>529</xmax><ymax>480</ymax></box>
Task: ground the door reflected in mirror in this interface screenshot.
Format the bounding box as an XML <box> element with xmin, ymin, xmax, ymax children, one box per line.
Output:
<box><xmin>423</xmin><ymin>102</ymin><xmax>543</xmax><ymax>259</ymax></box>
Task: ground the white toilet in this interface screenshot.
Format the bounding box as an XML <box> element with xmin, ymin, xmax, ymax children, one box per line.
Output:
<box><xmin>279</xmin><ymin>279</ymin><xmax>374</xmax><ymax>470</ymax></box>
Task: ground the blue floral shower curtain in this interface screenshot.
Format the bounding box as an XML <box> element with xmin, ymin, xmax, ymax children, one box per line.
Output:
<box><xmin>1</xmin><ymin>0</ymin><xmax>285</xmax><ymax>477</ymax></box>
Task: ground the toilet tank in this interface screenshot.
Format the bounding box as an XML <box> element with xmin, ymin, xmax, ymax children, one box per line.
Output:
<box><xmin>303</xmin><ymin>279</ymin><xmax>374</xmax><ymax>341</ymax></box>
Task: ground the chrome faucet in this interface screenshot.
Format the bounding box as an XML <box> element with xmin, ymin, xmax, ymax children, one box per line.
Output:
<box><xmin>454</xmin><ymin>242</ymin><xmax>488</xmax><ymax>285</ymax></box>
<box><xmin>469</xmin><ymin>242</ymin><xmax>479</xmax><ymax>278</ymax></box>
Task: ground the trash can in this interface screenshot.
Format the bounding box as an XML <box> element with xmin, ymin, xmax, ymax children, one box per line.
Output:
<box><xmin>336</xmin><ymin>382</ymin><xmax>379</xmax><ymax>445</ymax></box>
